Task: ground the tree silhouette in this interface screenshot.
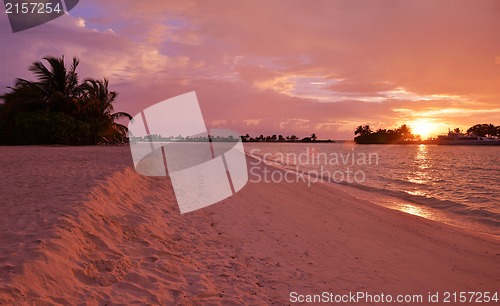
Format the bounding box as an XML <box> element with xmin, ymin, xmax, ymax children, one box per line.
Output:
<box><xmin>237</xmin><ymin>133</ymin><xmax>331</xmax><ymax>143</ymax></box>
<box><xmin>0</xmin><ymin>56</ymin><xmax>131</xmax><ymax>145</ymax></box>
<box><xmin>397</xmin><ymin>124</ymin><xmax>414</xmax><ymax>141</ymax></box>
<box><xmin>354</xmin><ymin>125</ymin><xmax>372</xmax><ymax>137</ymax></box>
<box><xmin>466</xmin><ymin>124</ymin><xmax>498</xmax><ymax>137</ymax></box>
<box><xmin>80</xmin><ymin>78</ymin><xmax>132</xmax><ymax>143</ymax></box>
<box><xmin>355</xmin><ymin>124</ymin><xmax>417</xmax><ymax>144</ymax></box>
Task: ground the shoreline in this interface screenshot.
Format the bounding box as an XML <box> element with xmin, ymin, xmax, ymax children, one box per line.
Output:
<box><xmin>0</xmin><ymin>147</ymin><xmax>498</xmax><ymax>304</ymax></box>
<box><xmin>244</xmin><ymin>143</ymin><xmax>500</xmax><ymax>237</ymax></box>
<box><xmin>325</xmin><ymin>180</ymin><xmax>500</xmax><ymax>240</ymax></box>
<box><xmin>207</xmin><ymin>161</ymin><xmax>499</xmax><ymax>301</ymax></box>
<box><xmin>243</xmin><ymin>154</ymin><xmax>500</xmax><ymax>241</ymax></box>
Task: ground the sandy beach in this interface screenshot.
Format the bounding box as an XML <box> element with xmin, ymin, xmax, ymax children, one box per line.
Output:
<box><xmin>0</xmin><ymin>146</ymin><xmax>498</xmax><ymax>305</ymax></box>
<box><xmin>2</xmin><ymin>0</ymin><xmax>500</xmax><ymax>304</ymax></box>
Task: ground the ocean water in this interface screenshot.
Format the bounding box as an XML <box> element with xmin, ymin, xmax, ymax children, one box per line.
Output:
<box><xmin>244</xmin><ymin>143</ymin><xmax>500</xmax><ymax>236</ymax></box>
<box><xmin>2</xmin><ymin>145</ymin><xmax>497</xmax><ymax>236</ymax></box>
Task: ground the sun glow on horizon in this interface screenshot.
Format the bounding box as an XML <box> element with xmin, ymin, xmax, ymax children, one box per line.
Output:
<box><xmin>410</xmin><ymin>119</ymin><xmax>442</xmax><ymax>139</ymax></box>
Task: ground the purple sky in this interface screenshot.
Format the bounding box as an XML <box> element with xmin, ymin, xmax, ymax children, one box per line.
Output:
<box><xmin>1</xmin><ymin>0</ymin><xmax>500</xmax><ymax>139</ymax></box>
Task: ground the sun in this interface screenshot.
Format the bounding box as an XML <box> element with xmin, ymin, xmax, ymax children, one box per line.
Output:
<box><xmin>410</xmin><ymin>120</ymin><xmax>439</xmax><ymax>139</ymax></box>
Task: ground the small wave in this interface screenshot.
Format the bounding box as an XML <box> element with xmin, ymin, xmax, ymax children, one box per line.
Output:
<box><xmin>376</xmin><ymin>176</ymin><xmax>428</xmax><ymax>187</ymax></box>
<box><xmin>340</xmin><ymin>182</ymin><xmax>500</xmax><ymax>229</ymax></box>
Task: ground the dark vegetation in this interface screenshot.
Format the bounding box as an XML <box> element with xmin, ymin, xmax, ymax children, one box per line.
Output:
<box><xmin>354</xmin><ymin>124</ymin><xmax>417</xmax><ymax>144</ymax></box>
<box><xmin>466</xmin><ymin>124</ymin><xmax>500</xmax><ymax>137</ymax></box>
<box><xmin>0</xmin><ymin>56</ymin><xmax>131</xmax><ymax>145</ymax></box>
<box><xmin>354</xmin><ymin>124</ymin><xmax>500</xmax><ymax>144</ymax></box>
<box><xmin>130</xmin><ymin>133</ymin><xmax>333</xmax><ymax>143</ymax></box>
<box><xmin>241</xmin><ymin>133</ymin><xmax>332</xmax><ymax>142</ymax></box>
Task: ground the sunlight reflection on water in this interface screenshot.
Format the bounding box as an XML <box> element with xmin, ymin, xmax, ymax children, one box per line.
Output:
<box><xmin>396</xmin><ymin>203</ymin><xmax>434</xmax><ymax>219</ymax></box>
<box><xmin>244</xmin><ymin>142</ymin><xmax>500</xmax><ymax>235</ymax></box>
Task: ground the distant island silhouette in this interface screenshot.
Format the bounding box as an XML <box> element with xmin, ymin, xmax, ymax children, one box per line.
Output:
<box><xmin>2</xmin><ymin>55</ymin><xmax>498</xmax><ymax>146</ymax></box>
<box><xmin>130</xmin><ymin>133</ymin><xmax>334</xmax><ymax>143</ymax></box>
<box><xmin>354</xmin><ymin>124</ymin><xmax>500</xmax><ymax>144</ymax></box>
<box><xmin>241</xmin><ymin>133</ymin><xmax>333</xmax><ymax>143</ymax></box>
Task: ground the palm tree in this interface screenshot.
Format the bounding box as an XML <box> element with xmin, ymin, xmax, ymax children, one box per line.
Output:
<box><xmin>0</xmin><ymin>55</ymin><xmax>131</xmax><ymax>145</ymax></box>
<box><xmin>1</xmin><ymin>56</ymin><xmax>79</xmax><ymax>114</ymax></box>
<box><xmin>80</xmin><ymin>78</ymin><xmax>132</xmax><ymax>143</ymax></box>
<box><xmin>397</xmin><ymin>124</ymin><xmax>414</xmax><ymax>141</ymax></box>
<box><xmin>467</xmin><ymin>124</ymin><xmax>497</xmax><ymax>137</ymax></box>
<box><xmin>29</xmin><ymin>56</ymin><xmax>80</xmax><ymax>114</ymax></box>
<box><xmin>355</xmin><ymin>125</ymin><xmax>372</xmax><ymax>137</ymax></box>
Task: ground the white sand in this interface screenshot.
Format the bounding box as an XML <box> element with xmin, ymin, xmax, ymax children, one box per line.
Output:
<box><xmin>0</xmin><ymin>146</ymin><xmax>498</xmax><ymax>304</ymax></box>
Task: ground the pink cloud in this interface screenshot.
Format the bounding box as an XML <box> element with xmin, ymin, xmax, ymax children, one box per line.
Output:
<box><xmin>1</xmin><ymin>0</ymin><xmax>500</xmax><ymax>139</ymax></box>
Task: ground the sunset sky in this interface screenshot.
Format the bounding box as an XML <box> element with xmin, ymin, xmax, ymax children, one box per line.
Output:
<box><xmin>1</xmin><ymin>0</ymin><xmax>500</xmax><ymax>139</ymax></box>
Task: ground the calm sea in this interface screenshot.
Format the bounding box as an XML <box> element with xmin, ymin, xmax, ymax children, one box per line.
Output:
<box><xmin>244</xmin><ymin>143</ymin><xmax>500</xmax><ymax>236</ymax></box>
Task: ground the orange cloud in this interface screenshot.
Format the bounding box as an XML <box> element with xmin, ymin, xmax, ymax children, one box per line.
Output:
<box><xmin>1</xmin><ymin>0</ymin><xmax>500</xmax><ymax>139</ymax></box>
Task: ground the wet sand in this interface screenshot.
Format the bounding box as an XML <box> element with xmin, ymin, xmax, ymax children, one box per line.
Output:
<box><xmin>0</xmin><ymin>146</ymin><xmax>498</xmax><ymax>304</ymax></box>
